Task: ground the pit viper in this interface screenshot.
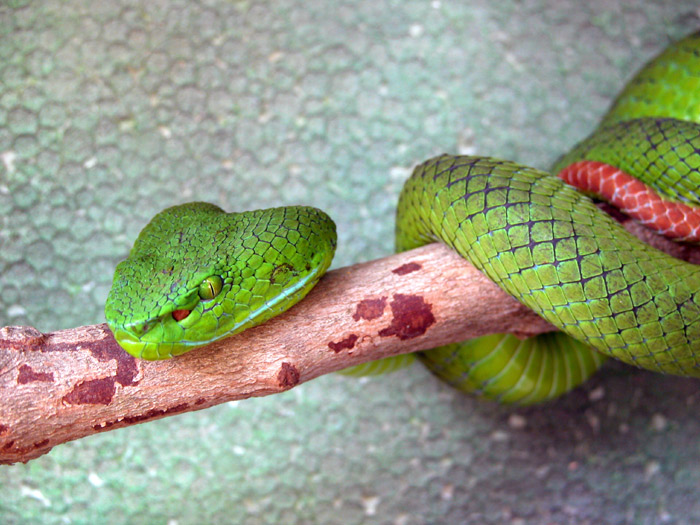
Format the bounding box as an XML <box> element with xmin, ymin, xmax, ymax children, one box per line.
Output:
<box><xmin>105</xmin><ymin>31</ymin><xmax>700</xmax><ymax>404</ymax></box>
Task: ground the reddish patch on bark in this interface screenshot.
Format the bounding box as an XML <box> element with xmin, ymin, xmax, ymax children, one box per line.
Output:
<box><xmin>392</xmin><ymin>262</ymin><xmax>422</xmax><ymax>275</ymax></box>
<box><xmin>379</xmin><ymin>294</ymin><xmax>435</xmax><ymax>340</ymax></box>
<box><xmin>195</xmin><ymin>398</ymin><xmax>207</xmax><ymax>405</ymax></box>
<box><xmin>17</xmin><ymin>364</ymin><xmax>54</xmax><ymax>384</ymax></box>
<box><xmin>61</xmin><ymin>340</ymin><xmax>140</xmax><ymax>406</ymax></box>
<box><xmin>0</xmin><ymin>424</ymin><xmax>8</xmax><ymax>436</ymax></box>
<box><xmin>277</xmin><ymin>362</ymin><xmax>300</xmax><ymax>388</ymax></box>
<box><xmin>328</xmin><ymin>334</ymin><xmax>359</xmax><ymax>353</ymax></box>
<box><xmin>93</xmin><ymin>403</ymin><xmax>190</xmax><ymax>431</ymax></box>
<box><xmin>123</xmin><ymin>404</ymin><xmax>189</xmax><ymax>424</ymax></box>
<box><xmin>2</xmin><ymin>440</ymin><xmax>15</xmax><ymax>451</ymax></box>
<box><xmin>33</xmin><ymin>439</ymin><xmax>49</xmax><ymax>449</ymax></box>
<box><xmin>62</xmin><ymin>377</ymin><xmax>116</xmax><ymax>406</ymax></box>
<box><xmin>5</xmin><ymin>324</ymin><xmax>116</xmax><ymax>353</ymax></box>
<box><xmin>0</xmin><ymin>326</ymin><xmax>46</xmax><ymax>351</ymax></box>
<box><xmin>49</xmin><ymin>329</ymin><xmax>140</xmax><ymax>407</ymax></box>
<box><xmin>352</xmin><ymin>297</ymin><xmax>387</xmax><ymax>321</ymax></box>
<box><xmin>88</xmin><ymin>340</ymin><xmax>139</xmax><ymax>387</ymax></box>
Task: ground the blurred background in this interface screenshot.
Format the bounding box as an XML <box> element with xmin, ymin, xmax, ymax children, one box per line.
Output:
<box><xmin>1</xmin><ymin>0</ymin><xmax>700</xmax><ymax>523</ymax></box>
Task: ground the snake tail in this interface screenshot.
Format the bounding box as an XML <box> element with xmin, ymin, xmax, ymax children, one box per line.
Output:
<box><xmin>559</xmin><ymin>160</ymin><xmax>700</xmax><ymax>242</ymax></box>
<box><xmin>552</xmin><ymin>117</ymin><xmax>700</xmax><ymax>241</ymax></box>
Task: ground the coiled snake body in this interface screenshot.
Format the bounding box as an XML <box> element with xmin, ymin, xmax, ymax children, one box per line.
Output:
<box><xmin>106</xmin><ymin>32</ymin><xmax>700</xmax><ymax>404</ymax></box>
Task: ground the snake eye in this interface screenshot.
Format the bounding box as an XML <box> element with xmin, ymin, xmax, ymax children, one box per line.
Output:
<box><xmin>198</xmin><ymin>275</ymin><xmax>223</xmax><ymax>301</ymax></box>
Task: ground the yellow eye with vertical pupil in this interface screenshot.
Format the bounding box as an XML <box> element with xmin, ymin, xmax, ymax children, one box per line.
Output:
<box><xmin>198</xmin><ymin>275</ymin><xmax>223</xmax><ymax>301</ymax></box>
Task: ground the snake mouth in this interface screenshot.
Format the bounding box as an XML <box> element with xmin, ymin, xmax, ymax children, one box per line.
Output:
<box><xmin>109</xmin><ymin>328</ymin><xmax>152</xmax><ymax>359</ymax></box>
<box><xmin>110</xmin><ymin>326</ymin><xmax>203</xmax><ymax>360</ymax></box>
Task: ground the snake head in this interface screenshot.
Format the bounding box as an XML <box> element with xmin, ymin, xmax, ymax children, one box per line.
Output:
<box><xmin>105</xmin><ymin>202</ymin><xmax>336</xmax><ymax>360</ymax></box>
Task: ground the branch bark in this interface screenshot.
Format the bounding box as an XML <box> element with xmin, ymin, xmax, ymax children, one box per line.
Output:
<box><xmin>2</xmin><ymin>216</ymin><xmax>700</xmax><ymax>464</ymax></box>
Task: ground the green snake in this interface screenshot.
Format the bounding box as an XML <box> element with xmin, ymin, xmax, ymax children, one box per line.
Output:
<box><xmin>105</xmin><ymin>32</ymin><xmax>700</xmax><ymax>404</ymax></box>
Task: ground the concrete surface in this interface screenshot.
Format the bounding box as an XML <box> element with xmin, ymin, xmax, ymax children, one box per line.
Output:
<box><xmin>1</xmin><ymin>0</ymin><xmax>700</xmax><ymax>523</ymax></box>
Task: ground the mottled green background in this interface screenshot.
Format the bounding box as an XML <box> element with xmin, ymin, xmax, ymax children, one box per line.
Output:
<box><xmin>2</xmin><ymin>1</ymin><xmax>700</xmax><ymax>523</ymax></box>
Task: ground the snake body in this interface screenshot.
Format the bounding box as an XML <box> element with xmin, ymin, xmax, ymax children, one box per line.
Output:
<box><xmin>106</xmin><ymin>32</ymin><xmax>700</xmax><ymax>403</ymax></box>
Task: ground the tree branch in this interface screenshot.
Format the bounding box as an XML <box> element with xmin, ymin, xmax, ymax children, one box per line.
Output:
<box><xmin>2</xmin><ymin>215</ymin><xmax>700</xmax><ymax>464</ymax></box>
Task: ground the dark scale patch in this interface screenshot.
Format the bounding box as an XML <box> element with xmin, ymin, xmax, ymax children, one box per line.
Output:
<box><xmin>277</xmin><ymin>362</ymin><xmax>300</xmax><ymax>388</ymax></box>
<box><xmin>195</xmin><ymin>398</ymin><xmax>207</xmax><ymax>405</ymax></box>
<box><xmin>62</xmin><ymin>377</ymin><xmax>116</xmax><ymax>406</ymax></box>
<box><xmin>0</xmin><ymin>424</ymin><xmax>8</xmax><ymax>436</ymax></box>
<box><xmin>270</xmin><ymin>263</ymin><xmax>295</xmax><ymax>284</ymax></box>
<box><xmin>431</xmin><ymin>155</ymin><xmax>487</xmax><ymax>183</ymax></box>
<box><xmin>17</xmin><ymin>364</ymin><xmax>54</xmax><ymax>384</ymax></box>
<box><xmin>392</xmin><ymin>262</ymin><xmax>422</xmax><ymax>275</ymax></box>
<box><xmin>352</xmin><ymin>297</ymin><xmax>387</xmax><ymax>321</ymax></box>
<box><xmin>328</xmin><ymin>334</ymin><xmax>359</xmax><ymax>352</ymax></box>
<box><xmin>2</xmin><ymin>440</ymin><xmax>15</xmax><ymax>451</ymax></box>
<box><xmin>379</xmin><ymin>294</ymin><xmax>436</xmax><ymax>340</ymax></box>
